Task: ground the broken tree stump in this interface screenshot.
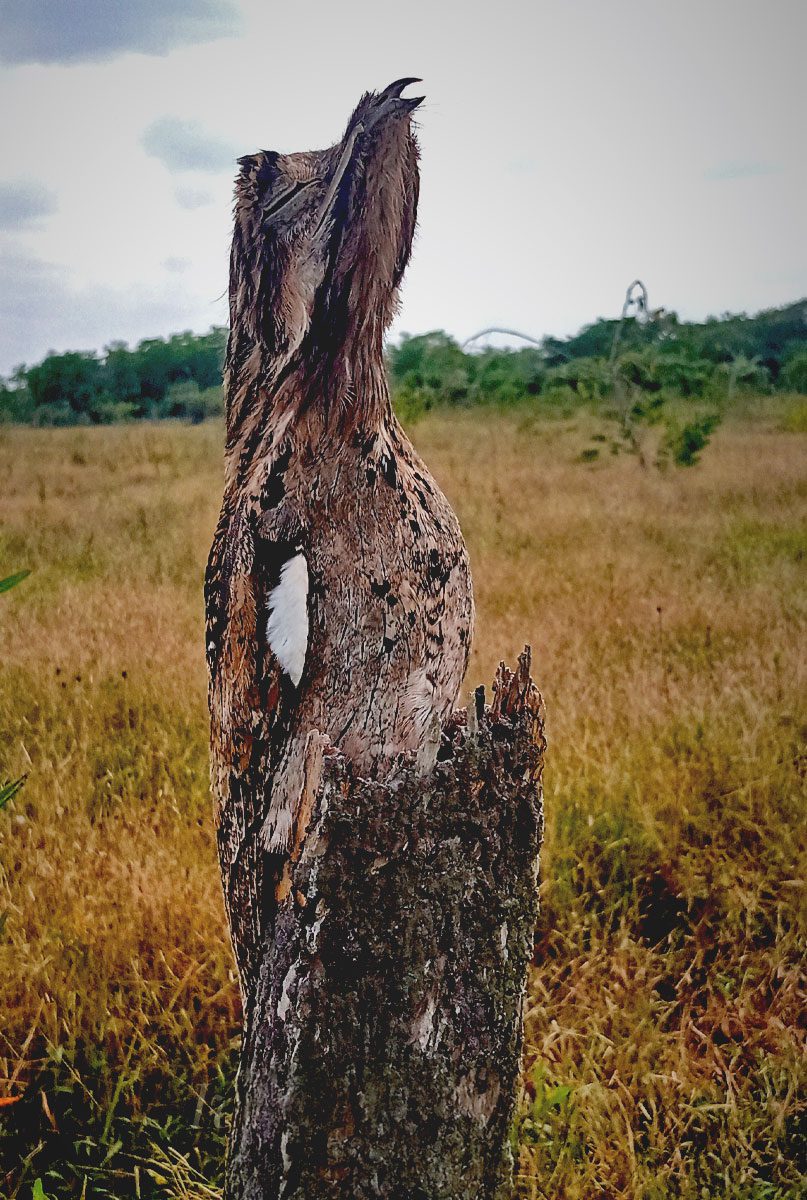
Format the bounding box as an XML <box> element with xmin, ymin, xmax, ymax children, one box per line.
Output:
<box><xmin>224</xmin><ymin>649</ymin><xmax>545</xmax><ymax>1200</ymax></box>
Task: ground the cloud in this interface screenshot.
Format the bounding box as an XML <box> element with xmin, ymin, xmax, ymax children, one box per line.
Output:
<box><xmin>174</xmin><ymin>184</ymin><xmax>215</xmax><ymax>210</ymax></box>
<box><xmin>0</xmin><ymin>0</ymin><xmax>239</xmax><ymax>65</ymax></box>
<box><xmin>0</xmin><ymin>247</ymin><xmax>200</xmax><ymax>373</ymax></box>
<box><xmin>705</xmin><ymin>161</ymin><xmax>783</xmax><ymax>181</ymax></box>
<box><xmin>162</xmin><ymin>256</ymin><xmax>191</xmax><ymax>273</ymax></box>
<box><xmin>142</xmin><ymin>117</ymin><xmax>237</xmax><ymax>173</ymax></box>
<box><xmin>0</xmin><ymin>181</ymin><xmax>57</xmax><ymax>229</ymax></box>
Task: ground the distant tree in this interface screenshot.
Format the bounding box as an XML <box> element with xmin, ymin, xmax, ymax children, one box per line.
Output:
<box><xmin>781</xmin><ymin>349</ymin><xmax>807</xmax><ymax>394</ymax></box>
<box><xmin>544</xmin><ymin>356</ymin><xmax>613</xmax><ymax>401</ymax></box>
<box><xmin>472</xmin><ymin>346</ymin><xmax>545</xmax><ymax>401</ymax></box>
<box><xmin>389</xmin><ymin>331</ymin><xmax>472</xmax><ymax>405</ymax></box>
<box><xmin>104</xmin><ymin>340</ymin><xmax>141</xmax><ymax>403</ymax></box>
<box><xmin>2</xmin><ymin>303</ymin><xmax>805</xmax><ymax>427</ymax></box>
<box><xmin>26</xmin><ymin>351</ymin><xmax>103</xmax><ymax>416</ymax></box>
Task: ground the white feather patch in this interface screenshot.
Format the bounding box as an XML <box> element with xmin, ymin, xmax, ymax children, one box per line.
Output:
<box><xmin>266</xmin><ymin>553</ymin><xmax>309</xmax><ymax>686</ymax></box>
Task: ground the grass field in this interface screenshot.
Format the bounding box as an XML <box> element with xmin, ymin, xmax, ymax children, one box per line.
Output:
<box><xmin>0</xmin><ymin>403</ymin><xmax>805</xmax><ymax>1198</ymax></box>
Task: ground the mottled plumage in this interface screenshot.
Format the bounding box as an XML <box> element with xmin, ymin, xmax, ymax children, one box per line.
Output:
<box><xmin>205</xmin><ymin>81</ymin><xmax>474</xmax><ymax>997</ymax></box>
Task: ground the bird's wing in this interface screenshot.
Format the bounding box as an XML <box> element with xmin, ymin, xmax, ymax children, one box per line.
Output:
<box><xmin>205</xmin><ymin>510</ymin><xmax>310</xmax><ymax>994</ymax></box>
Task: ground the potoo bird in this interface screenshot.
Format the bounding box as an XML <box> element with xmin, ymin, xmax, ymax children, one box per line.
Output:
<box><xmin>205</xmin><ymin>80</ymin><xmax>475</xmax><ymax>998</ymax></box>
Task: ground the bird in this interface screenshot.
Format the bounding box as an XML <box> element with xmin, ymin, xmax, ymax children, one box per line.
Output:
<box><xmin>205</xmin><ymin>79</ymin><xmax>475</xmax><ymax>999</ymax></box>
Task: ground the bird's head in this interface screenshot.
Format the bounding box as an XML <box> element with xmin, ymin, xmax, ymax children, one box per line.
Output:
<box><xmin>230</xmin><ymin>79</ymin><xmax>422</xmax><ymax>370</ymax></box>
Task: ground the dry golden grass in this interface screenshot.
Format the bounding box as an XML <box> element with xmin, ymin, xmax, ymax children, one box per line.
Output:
<box><xmin>0</xmin><ymin>408</ymin><xmax>804</xmax><ymax>1198</ymax></box>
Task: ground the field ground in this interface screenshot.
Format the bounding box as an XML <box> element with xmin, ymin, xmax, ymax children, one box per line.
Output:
<box><xmin>0</xmin><ymin>403</ymin><xmax>805</xmax><ymax>1198</ymax></box>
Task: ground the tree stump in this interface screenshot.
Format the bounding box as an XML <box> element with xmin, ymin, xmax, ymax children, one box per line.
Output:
<box><xmin>225</xmin><ymin>649</ymin><xmax>545</xmax><ymax>1200</ymax></box>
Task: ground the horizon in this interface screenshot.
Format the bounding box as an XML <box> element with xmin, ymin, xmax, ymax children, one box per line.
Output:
<box><xmin>1</xmin><ymin>0</ymin><xmax>805</xmax><ymax>374</ymax></box>
<box><xmin>2</xmin><ymin>291</ymin><xmax>807</xmax><ymax>378</ymax></box>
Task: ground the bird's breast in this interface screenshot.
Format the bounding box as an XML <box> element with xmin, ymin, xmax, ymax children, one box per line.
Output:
<box><xmin>296</xmin><ymin>435</ymin><xmax>474</xmax><ymax>770</ymax></box>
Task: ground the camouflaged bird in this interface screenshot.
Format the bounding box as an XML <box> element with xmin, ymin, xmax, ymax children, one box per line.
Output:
<box><xmin>205</xmin><ymin>80</ymin><xmax>475</xmax><ymax>998</ymax></box>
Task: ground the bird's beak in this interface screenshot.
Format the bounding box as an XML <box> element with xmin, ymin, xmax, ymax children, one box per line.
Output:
<box><xmin>370</xmin><ymin>77</ymin><xmax>425</xmax><ymax>122</ymax></box>
<box><xmin>311</xmin><ymin>78</ymin><xmax>424</xmax><ymax>239</ymax></box>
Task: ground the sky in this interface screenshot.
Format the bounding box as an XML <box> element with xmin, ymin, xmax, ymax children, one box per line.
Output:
<box><xmin>0</xmin><ymin>0</ymin><xmax>805</xmax><ymax>373</ymax></box>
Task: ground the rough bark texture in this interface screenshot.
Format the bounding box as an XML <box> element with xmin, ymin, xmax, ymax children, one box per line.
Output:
<box><xmin>225</xmin><ymin>650</ymin><xmax>545</xmax><ymax>1200</ymax></box>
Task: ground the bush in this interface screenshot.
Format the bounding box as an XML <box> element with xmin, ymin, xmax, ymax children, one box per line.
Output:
<box><xmin>709</xmin><ymin>356</ymin><xmax>771</xmax><ymax>399</ymax></box>
<box><xmin>0</xmin><ymin>384</ymin><xmax>36</xmax><ymax>424</ymax></box>
<box><xmin>184</xmin><ymin>385</ymin><xmax>225</xmax><ymax>423</ymax></box>
<box><xmin>655</xmin><ymin>354</ymin><xmax>713</xmax><ymax>397</ymax></box>
<box><xmin>544</xmin><ymin>357</ymin><xmax>611</xmax><ymax>402</ymax></box>
<box><xmin>661</xmin><ymin>413</ymin><xmax>721</xmax><ymax>467</ymax></box>
<box><xmin>393</xmin><ymin>385</ymin><xmax>432</xmax><ymax>424</ymax></box>
<box><xmin>781</xmin><ymin>349</ymin><xmax>807</xmax><ymax>394</ymax></box>
<box><xmin>91</xmin><ymin>399</ymin><xmax>140</xmax><ymax>424</ymax></box>
<box><xmin>32</xmin><ymin>401</ymin><xmax>87</xmax><ymax>427</ymax></box>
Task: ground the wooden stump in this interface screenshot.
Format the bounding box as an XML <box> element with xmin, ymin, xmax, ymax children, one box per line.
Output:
<box><xmin>225</xmin><ymin>650</ymin><xmax>545</xmax><ymax>1200</ymax></box>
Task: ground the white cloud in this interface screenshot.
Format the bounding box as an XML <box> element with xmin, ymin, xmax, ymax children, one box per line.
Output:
<box><xmin>175</xmin><ymin>185</ymin><xmax>215</xmax><ymax>210</ymax></box>
<box><xmin>0</xmin><ymin>0</ymin><xmax>239</xmax><ymax>65</ymax></box>
<box><xmin>142</xmin><ymin>116</ymin><xmax>238</xmax><ymax>173</ymax></box>
<box><xmin>0</xmin><ymin>247</ymin><xmax>223</xmax><ymax>372</ymax></box>
<box><xmin>0</xmin><ymin>180</ymin><xmax>57</xmax><ymax>229</ymax></box>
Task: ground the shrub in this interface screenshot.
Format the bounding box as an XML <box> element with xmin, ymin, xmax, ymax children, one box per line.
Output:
<box><xmin>661</xmin><ymin>413</ymin><xmax>720</xmax><ymax>467</ymax></box>
<box><xmin>655</xmin><ymin>354</ymin><xmax>713</xmax><ymax>397</ymax></box>
<box><xmin>544</xmin><ymin>357</ymin><xmax>611</xmax><ymax>402</ymax></box>
<box><xmin>0</xmin><ymin>383</ymin><xmax>36</xmax><ymax>424</ymax></box>
<box><xmin>91</xmin><ymin>399</ymin><xmax>140</xmax><ymax>424</ymax></box>
<box><xmin>781</xmin><ymin>348</ymin><xmax>807</xmax><ymax>394</ymax></box>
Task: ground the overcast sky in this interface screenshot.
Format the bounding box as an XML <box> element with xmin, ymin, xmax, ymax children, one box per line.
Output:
<box><xmin>0</xmin><ymin>0</ymin><xmax>804</xmax><ymax>372</ymax></box>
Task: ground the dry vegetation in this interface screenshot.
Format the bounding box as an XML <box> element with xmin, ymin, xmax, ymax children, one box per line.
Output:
<box><xmin>0</xmin><ymin>404</ymin><xmax>805</xmax><ymax>1198</ymax></box>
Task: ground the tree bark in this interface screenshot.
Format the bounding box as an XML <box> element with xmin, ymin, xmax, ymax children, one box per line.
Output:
<box><xmin>225</xmin><ymin>649</ymin><xmax>545</xmax><ymax>1200</ymax></box>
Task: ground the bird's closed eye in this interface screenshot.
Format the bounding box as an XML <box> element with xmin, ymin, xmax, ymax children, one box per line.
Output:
<box><xmin>263</xmin><ymin>178</ymin><xmax>320</xmax><ymax>226</ymax></box>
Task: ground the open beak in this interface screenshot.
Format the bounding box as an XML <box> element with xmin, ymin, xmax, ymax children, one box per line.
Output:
<box><xmin>373</xmin><ymin>77</ymin><xmax>425</xmax><ymax>118</ymax></box>
<box><xmin>311</xmin><ymin>78</ymin><xmax>424</xmax><ymax>238</ymax></box>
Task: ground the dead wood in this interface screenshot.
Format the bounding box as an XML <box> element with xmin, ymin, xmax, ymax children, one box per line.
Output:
<box><xmin>225</xmin><ymin>649</ymin><xmax>545</xmax><ymax>1200</ymax></box>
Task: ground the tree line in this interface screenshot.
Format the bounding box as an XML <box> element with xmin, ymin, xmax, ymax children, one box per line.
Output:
<box><xmin>1</xmin><ymin>299</ymin><xmax>805</xmax><ymax>428</ymax></box>
<box><xmin>388</xmin><ymin>298</ymin><xmax>807</xmax><ymax>416</ymax></box>
<box><xmin>0</xmin><ymin>329</ymin><xmax>227</xmax><ymax>425</ymax></box>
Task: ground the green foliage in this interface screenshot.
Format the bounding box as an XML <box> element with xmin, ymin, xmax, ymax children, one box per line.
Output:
<box><xmin>512</xmin><ymin>1063</ymin><xmax>581</xmax><ymax>1174</ymax></box>
<box><xmin>26</xmin><ymin>350</ymin><xmax>104</xmax><ymax>414</ymax></box>
<box><xmin>0</xmin><ymin>569</ymin><xmax>31</xmax><ymax>594</ymax></box>
<box><xmin>781</xmin><ymin>348</ymin><xmax>807</xmax><ymax>394</ymax></box>
<box><xmin>387</xmin><ymin>300</ymin><xmax>806</xmax><ymax>467</ymax></box>
<box><xmin>544</xmin><ymin>356</ymin><xmax>612</xmax><ymax>401</ymax></box>
<box><xmin>159</xmin><ymin>382</ymin><xmax>224</xmax><ymax>423</ymax></box>
<box><xmin>1</xmin><ymin>328</ymin><xmax>227</xmax><ymax>426</ymax></box>
<box><xmin>0</xmin><ymin>776</ymin><xmax>26</xmax><ymax>812</ymax></box>
<box><xmin>655</xmin><ymin>352</ymin><xmax>713</xmax><ymax>396</ymax></box>
<box><xmin>388</xmin><ymin>332</ymin><xmax>546</xmax><ymax>416</ymax></box>
<box><xmin>2</xmin><ymin>300</ymin><xmax>805</xmax><ymax>437</ymax></box>
<box><xmin>662</xmin><ymin>413</ymin><xmax>721</xmax><ymax>467</ymax></box>
<box><xmin>615</xmin><ymin>349</ymin><xmax>662</xmax><ymax>393</ymax></box>
<box><xmin>392</xmin><ymin>307</ymin><xmax>805</xmax><ymax>464</ymax></box>
<box><xmin>708</xmin><ymin>355</ymin><xmax>771</xmax><ymax>400</ymax></box>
